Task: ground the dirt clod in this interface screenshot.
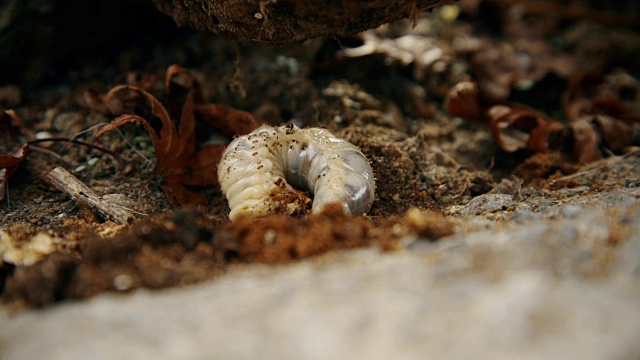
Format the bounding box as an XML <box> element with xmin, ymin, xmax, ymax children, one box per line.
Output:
<box><xmin>152</xmin><ymin>0</ymin><xmax>455</xmax><ymax>44</ymax></box>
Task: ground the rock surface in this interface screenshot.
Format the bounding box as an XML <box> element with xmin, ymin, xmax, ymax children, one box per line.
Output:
<box><xmin>2</xmin><ymin>187</ymin><xmax>639</xmax><ymax>360</ymax></box>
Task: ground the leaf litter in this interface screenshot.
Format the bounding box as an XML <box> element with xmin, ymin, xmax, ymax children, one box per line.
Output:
<box><xmin>0</xmin><ymin>111</ymin><xmax>28</xmax><ymax>202</ymax></box>
<box><xmin>92</xmin><ymin>65</ymin><xmax>262</xmax><ymax>206</ymax></box>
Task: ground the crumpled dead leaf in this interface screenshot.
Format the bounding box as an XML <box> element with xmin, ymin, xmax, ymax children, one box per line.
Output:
<box><xmin>0</xmin><ymin>110</ymin><xmax>28</xmax><ymax>202</ymax></box>
<box><xmin>564</xmin><ymin>115</ymin><xmax>632</xmax><ymax>163</ymax></box>
<box><xmin>487</xmin><ymin>104</ymin><xmax>563</xmax><ymax>153</ymax></box>
<box><xmin>558</xmin><ymin>72</ymin><xmax>638</xmax><ymax>162</ymax></box>
<box><xmin>445</xmin><ymin>81</ymin><xmax>482</xmax><ymax>122</ymax></box>
<box><xmin>446</xmin><ymin>81</ymin><xmax>563</xmax><ymax>154</ymax></box>
<box><xmin>95</xmin><ymin>65</ymin><xmax>261</xmax><ymax>206</ymax></box>
<box><xmin>447</xmin><ymin>77</ymin><xmax>636</xmax><ymax>164</ymax></box>
<box><xmin>563</xmin><ymin>71</ymin><xmax>640</xmax><ymax>123</ymax></box>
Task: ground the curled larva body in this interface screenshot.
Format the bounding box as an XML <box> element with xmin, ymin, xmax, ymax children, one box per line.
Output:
<box><xmin>218</xmin><ymin>124</ymin><xmax>375</xmax><ymax>221</ymax></box>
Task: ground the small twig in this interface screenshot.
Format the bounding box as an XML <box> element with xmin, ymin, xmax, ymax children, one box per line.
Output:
<box><xmin>28</xmin><ymin>145</ymin><xmax>74</xmax><ymax>168</ymax></box>
<box><xmin>28</xmin><ymin>137</ymin><xmax>124</xmax><ymax>168</ymax></box>
<box><xmin>226</xmin><ymin>43</ymin><xmax>247</xmax><ymax>98</ymax></box>
<box><xmin>137</xmin><ymin>179</ymin><xmax>152</xmax><ymax>214</ymax></box>
<box><xmin>45</xmin><ymin>167</ymin><xmax>135</xmax><ymax>224</ymax></box>
<box><xmin>409</xmin><ymin>2</ymin><xmax>419</xmax><ymax>29</ymax></box>
<box><xmin>111</xmin><ymin>127</ymin><xmax>151</xmax><ymax>163</ymax></box>
<box><xmin>549</xmin><ymin>149</ymin><xmax>640</xmax><ymax>184</ymax></box>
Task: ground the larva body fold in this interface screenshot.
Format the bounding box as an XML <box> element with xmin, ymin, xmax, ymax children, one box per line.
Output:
<box><xmin>218</xmin><ymin>124</ymin><xmax>375</xmax><ymax>221</ymax></box>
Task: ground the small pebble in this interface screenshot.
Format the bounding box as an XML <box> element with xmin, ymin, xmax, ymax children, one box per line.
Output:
<box><xmin>560</xmin><ymin>205</ymin><xmax>584</xmax><ymax>218</ymax></box>
<box><xmin>113</xmin><ymin>274</ymin><xmax>134</xmax><ymax>291</ymax></box>
<box><xmin>264</xmin><ymin>229</ymin><xmax>277</xmax><ymax>245</ymax></box>
<box><xmin>34</xmin><ymin>131</ymin><xmax>54</xmax><ymax>146</ymax></box>
<box><xmin>405</xmin><ymin>208</ymin><xmax>455</xmax><ymax>240</ymax></box>
<box><xmin>460</xmin><ymin>194</ymin><xmax>514</xmax><ymax>216</ymax></box>
<box><xmin>513</xmin><ymin>208</ymin><xmax>536</xmax><ymax>224</ymax></box>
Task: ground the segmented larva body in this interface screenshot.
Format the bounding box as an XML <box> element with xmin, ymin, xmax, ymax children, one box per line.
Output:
<box><xmin>218</xmin><ymin>124</ymin><xmax>375</xmax><ymax>221</ymax></box>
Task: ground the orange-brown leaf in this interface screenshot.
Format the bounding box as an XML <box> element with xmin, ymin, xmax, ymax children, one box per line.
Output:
<box><xmin>0</xmin><ymin>110</ymin><xmax>28</xmax><ymax>201</ymax></box>
<box><xmin>487</xmin><ymin>104</ymin><xmax>561</xmax><ymax>153</ymax></box>
<box><xmin>178</xmin><ymin>144</ymin><xmax>226</xmax><ymax>187</ymax></box>
<box><xmin>93</xmin><ymin>65</ymin><xmax>261</xmax><ymax>207</ymax></box>
<box><xmin>197</xmin><ymin>104</ymin><xmax>261</xmax><ymax>136</ymax></box>
<box><xmin>156</xmin><ymin>92</ymin><xmax>197</xmax><ymax>175</ymax></box>
<box><xmin>445</xmin><ymin>81</ymin><xmax>483</xmax><ymax>122</ymax></box>
<box><xmin>591</xmin><ymin>115</ymin><xmax>631</xmax><ymax>152</ymax></box>
<box><xmin>564</xmin><ymin>115</ymin><xmax>632</xmax><ymax>164</ymax></box>
<box><xmin>96</xmin><ymin>85</ymin><xmax>177</xmax><ymax>166</ymax></box>
<box><xmin>95</xmin><ymin>114</ymin><xmax>162</xmax><ymax>148</ymax></box>
<box><xmin>567</xmin><ymin>119</ymin><xmax>602</xmax><ymax>163</ymax></box>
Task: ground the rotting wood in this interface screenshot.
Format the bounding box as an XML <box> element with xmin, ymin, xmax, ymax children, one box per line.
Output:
<box><xmin>45</xmin><ymin>167</ymin><xmax>135</xmax><ymax>225</ymax></box>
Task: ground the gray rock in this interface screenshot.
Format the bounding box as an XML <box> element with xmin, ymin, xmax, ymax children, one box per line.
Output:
<box><xmin>511</xmin><ymin>204</ymin><xmax>540</xmax><ymax>224</ymax></box>
<box><xmin>459</xmin><ymin>194</ymin><xmax>514</xmax><ymax>216</ymax></box>
<box><xmin>555</xmin><ymin>186</ymin><xmax>590</xmax><ymax>197</ymax></box>
<box><xmin>601</xmin><ymin>189</ymin><xmax>639</xmax><ymax>207</ymax></box>
<box><xmin>560</xmin><ymin>204</ymin><xmax>584</xmax><ymax>218</ymax></box>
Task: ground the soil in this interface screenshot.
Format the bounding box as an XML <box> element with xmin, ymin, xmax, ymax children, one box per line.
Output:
<box><xmin>152</xmin><ymin>0</ymin><xmax>455</xmax><ymax>44</ymax></box>
<box><xmin>1</xmin><ymin>0</ymin><xmax>639</xmax><ymax>309</ymax></box>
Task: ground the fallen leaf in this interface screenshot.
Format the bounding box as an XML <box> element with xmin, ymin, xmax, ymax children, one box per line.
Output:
<box><xmin>564</xmin><ymin>115</ymin><xmax>632</xmax><ymax>164</ymax></box>
<box><xmin>446</xmin><ymin>78</ymin><xmax>633</xmax><ymax>164</ymax></box>
<box><xmin>486</xmin><ymin>104</ymin><xmax>563</xmax><ymax>153</ymax></box>
<box><xmin>563</xmin><ymin>72</ymin><xmax>640</xmax><ymax>123</ymax></box>
<box><xmin>445</xmin><ymin>81</ymin><xmax>483</xmax><ymax>122</ymax></box>
<box><xmin>591</xmin><ymin>114</ymin><xmax>631</xmax><ymax>153</ymax></box>
<box><xmin>95</xmin><ymin>65</ymin><xmax>261</xmax><ymax>206</ymax></box>
<box><xmin>566</xmin><ymin>118</ymin><xmax>602</xmax><ymax>163</ymax></box>
<box><xmin>0</xmin><ymin>110</ymin><xmax>28</xmax><ymax>202</ymax></box>
<box><xmin>585</xmin><ymin>96</ymin><xmax>640</xmax><ymax>124</ymax></box>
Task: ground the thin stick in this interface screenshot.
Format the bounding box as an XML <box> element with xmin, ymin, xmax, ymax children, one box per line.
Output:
<box><xmin>28</xmin><ymin>138</ymin><xmax>124</xmax><ymax>168</ymax></box>
<box><xmin>45</xmin><ymin>167</ymin><xmax>135</xmax><ymax>224</ymax></box>
<box><xmin>549</xmin><ymin>149</ymin><xmax>639</xmax><ymax>184</ymax></box>
<box><xmin>28</xmin><ymin>145</ymin><xmax>74</xmax><ymax>168</ymax></box>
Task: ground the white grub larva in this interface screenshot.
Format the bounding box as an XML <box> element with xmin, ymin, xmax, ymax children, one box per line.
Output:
<box><xmin>218</xmin><ymin>124</ymin><xmax>375</xmax><ymax>221</ymax></box>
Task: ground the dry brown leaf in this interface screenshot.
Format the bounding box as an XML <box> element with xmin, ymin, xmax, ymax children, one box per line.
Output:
<box><xmin>446</xmin><ymin>77</ymin><xmax>634</xmax><ymax>164</ymax></box>
<box><xmin>486</xmin><ymin>104</ymin><xmax>562</xmax><ymax>153</ymax></box>
<box><xmin>445</xmin><ymin>81</ymin><xmax>483</xmax><ymax>122</ymax></box>
<box><xmin>566</xmin><ymin>118</ymin><xmax>602</xmax><ymax>163</ymax></box>
<box><xmin>563</xmin><ymin>115</ymin><xmax>632</xmax><ymax>164</ymax></box>
<box><xmin>591</xmin><ymin>115</ymin><xmax>631</xmax><ymax>153</ymax></box>
<box><xmin>563</xmin><ymin>72</ymin><xmax>640</xmax><ymax>123</ymax></box>
<box><xmin>0</xmin><ymin>110</ymin><xmax>28</xmax><ymax>202</ymax></box>
<box><xmin>95</xmin><ymin>65</ymin><xmax>261</xmax><ymax>206</ymax></box>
